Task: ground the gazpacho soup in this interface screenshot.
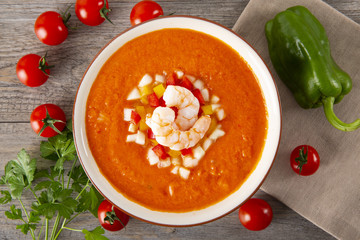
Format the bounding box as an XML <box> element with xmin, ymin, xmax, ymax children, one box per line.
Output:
<box><xmin>86</xmin><ymin>28</ymin><xmax>268</xmax><ymax>212</ymax></box>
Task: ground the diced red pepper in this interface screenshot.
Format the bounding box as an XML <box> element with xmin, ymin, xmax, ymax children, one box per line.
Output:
<box><xmin>170</xmin><ymin>107</ymin><xmax>178</xmax><ymax>118</ymax></box>
<box><xmin>166</xmin><ymin>72</ymin><xmax>180</xmax><ymax>86</ymax></box>
<box><xmin>147</xmin><ymin>93</ymin><xmax>160</xmax><ymax>107</ymax></box>
<box><xmin>198</xmin><ymin>107</ymin><xmax>203</xmax><ymax>117</ymax></box>
<box><xmin>180</xmin><ymin>76</ymin><xmax>193</xmax><ymax>90</ymax></box>
<box><xmin>192</xmin><ymin>89</ymin><xmax>205</xmax><ymax>105</ymax></box>
<box><xmin>130</xmin><ymin>111</ymin><xmax>141</xmax><ymax>125</ymax></box>
<box><xmin>159</xmin><ymin>97</ymin><xmax>166</xmax><ymax>107</ymax></box>
<box><xmin>181</xmin><ymin>148</ymin><xmax>193</xmax><ymax>156</ymax></box>
<box><xmin>147</xmin><ymin>128</ymin><xmax>155</xmax><ymax>139</ymax></box>
<box><xmin>152</xmin><ymin>144</ymin><xmax>169</xmax><ymax>159</ymax></box>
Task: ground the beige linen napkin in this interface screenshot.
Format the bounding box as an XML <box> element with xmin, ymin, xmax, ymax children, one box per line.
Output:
<box><xmin>233</xmin><ymin>0</ymin><xmax>360</xmax><ymax>239</ymax></box>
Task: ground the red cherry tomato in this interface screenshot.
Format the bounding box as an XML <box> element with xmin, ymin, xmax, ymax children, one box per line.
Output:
<box><xmin>130</xmin><ymin>0</ymin><xmax>164</xmax><ymax>26</ymax></box>
<box><xmin>34</xmin><ymin>11</ymin><xmax>69</xmax><ymax>45</ymax></box>
<box><xmin>239</xmin><ymin>198</ymin><xmax>273</xmax><ymax>231</ymax></box>
<box><xmin>30</xmin><ymin>104</ymin><xmax>66</xmax><ymax>138</ymax></box>
<box><xmin>98</xmin><ymin>200</ymin><xmax>129</xmax><ymax>231</ymax></box>
<box><xmin>290</xmin><ymin>145</ymin><xmax>320</xmax><ymax>176</ymax></box>
<box><xmin>16</xmin><ymin>54</ymin><xmax>52</xmax><ymax>87</ymax></box>
<box><xmin>75</xmin><ymin>0</ymin><xmax>112</xmax><ymax>26</ymax></box>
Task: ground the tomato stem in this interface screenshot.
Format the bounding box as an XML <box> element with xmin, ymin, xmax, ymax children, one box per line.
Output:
<box><xmin>38</xmin><ymin>107</ymin><xmax>65</xmax><ymax>137</ymax></box>
<box><xmin>38</xmin><ymin>52</ymin><xmax>54</xmax><ymax>76</ymax></box>
<box><xmin>60</xmin><ymin>4</ymin><xmax>72</xmax><ymax>27</ymax></box>
<box><xmin>100</xmin><ymin>0</ymin><xmax>113</xmax><ymax>24</ymax></box>
<box><xmin>295</xmin><ymin>146</ymin><xmax>308</xmax><ymax>175</ymax></box>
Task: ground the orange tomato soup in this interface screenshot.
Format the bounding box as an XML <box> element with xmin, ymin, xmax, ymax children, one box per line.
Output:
<box><xmin>86</xmin><ymin>29</ymin><xmax>268</xmax><ymax>212</ymax></box>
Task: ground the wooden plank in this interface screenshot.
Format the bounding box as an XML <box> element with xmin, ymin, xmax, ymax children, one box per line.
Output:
<box><xmin>1</xmin><ymin>0</ymin><xmax>358</xmax><ymax>239</ymax></box>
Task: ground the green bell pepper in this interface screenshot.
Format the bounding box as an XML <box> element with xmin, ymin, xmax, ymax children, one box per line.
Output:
<box><xmin>265</xmin><ymin>5</ymin><xmax>360</xmax><ymax>131</ymax></box>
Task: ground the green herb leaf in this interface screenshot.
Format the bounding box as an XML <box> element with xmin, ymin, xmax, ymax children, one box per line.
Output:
<box><xmin>29</xmin><ymin>211</ymin><xmax>41</xmax><ymax>224</ymax></box>
<box><xmin>34</xmin><ymin>180</ymin><xmax>53</xmax><ymax>191</ymax></box>
<box><xmin>7</xmin><ymin>174</ymin><xmax>26</xmax><ymax>199</ymax></box>
<box><xmin>82</xmin><ymin>226</ymin><xmax>109</xmax><ymax>240</ymax></box>
<box><xmin>0</xmin><ymin>190</ymin><xmax>12</xmax><ymax>204</ymax></box>
<box><xmin>66</xmin><ymin>118</ymin><xmax>73</xmax><ymax>132</ymax></box>
<box><xmin>15</xmin><ymin>149</ymin><xmax>37</xmax><ymax>184</ymax></box>
<box><xmin>70</xmin><ymin>165</ymin><xmax>89</xmax><ymax>193</ymax></box>
<box><xmin>16</xmin><ymin>223</ymin><xmax>37</xmax><ymax>235</ymax></box>
<box><xmin>77</xmin><ymin>186</ymin><xmax>103</xmax><ymax>217</ymax></box>
<box><xmin>5</xmin><ymin>204</ymin><xmax>23</xmax><ymax>220</ymax></box>
<box><xmin>40</xmin><ymin>141</ymin><xmax>59</xmax><ymax>160</ymax></box>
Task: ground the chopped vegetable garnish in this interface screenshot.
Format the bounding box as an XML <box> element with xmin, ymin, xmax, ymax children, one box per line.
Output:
<box><xmin>126</xmin><ymin>133</ymin><xmax>137</xmax><ymax>142</ymax></box>
<box><xmin>139</xmin><ymin>85</ymin><xmax>153</xmax><ymax>96</ymax></box>
<box><xmin>139</xmin><ymin>119</ymin><xmax>148</xmax><ymax>131</ymax></box>
<box><xmin>207</xmin><ymin>117</ymin><xmax>218</xmax><ymax>134</ymax></box>
<box><xmin>153</xmin><ymin>84</ymin><xmax>166</xmax><ymax>98</ymax></box>
<box><xmin>180</xmin><ymin>76</ymin><xmax>193</xmax><ymax>90</ymax></box>
<box><xmin>193</xmin><ymin>79</ymin><xmax>205</xmax><ymax>90</ymax></box>
<box><xmin>184</xmin><ymin>75</ymin><xmax>196</xmax><ymax>82</ymax></box>
<box><xmin>123</xmin><ymin>108</ymin><xmax>134</xmax><ymax>121</ymax></box>
<box><xmin>175</xmin><ymin>70</ymin><xmax>184</xmax><ymax>79</ymax></box>
<box><xmin>183</xmin><ymin>156</ymin><xmax>200</xmax><ymax>168</ymax></box>
<box><xmin>159</xmin><ymin>97</ymin><xmax>166</xmax><ymax>107</ymax></box>
<box><xmin>168</xmin><ymin>149</ymin><xmax>181</xmax><ymax>158</ymax></box>
<box><xmin>181</xmin><ymin>148</ymin><xmax>193</xmax><ymax>156</ymax></box>
<box><xmin>211</xmin><ymin>95</ymin><xmax>220</xmax><ymax>103</ymax></box>
<box><xmin>211</xmin><ymin>104</ymin><xmax>221</xmax><ymax>111</ymax></box>
<box><xmin>179</xmin><ymin>167</ymin><xmax>190</xmax><ymax>180</ymax></box>
<box><xmin>130</xmin><ymin>110</ymin><xmax>141</xmax><ymax>125</ymax></box>
<box><xmin>148</xmin><ymin>148</ymin><xmax>160</xmax><ymax>165</ymax></box>
<box><xmin>155</xmin><ymin>74</ymin><xmax>165</xmax><ymax>83</ymax></box>
<box><xmin>147</xmin><ymin>92</ymin><xmax>160</xmax><ymax>107</ymax></box>
<box><xmin>140</xmin><ymin>96</ymin><xmax>149</xmax><ymax>105</ymax></box>
<box><xmin>193</xmin><ymin>146</ymin><xmax>205</xmax><ymax>160</ymax></box>
<box><xmin>166</xmin><ymin>72</ymin><xmax>179</xmax><ymax>86</ymax></box>
<box><xmin>201</xmin><ymin>105</ymin><xmax>213</xmax><ymax>115</ymax></box>
<box><xmin>209</xmin><ymin>128</ymin><xmax>225</xmax><ymax>140</ymax></box>
<box><xmin>138</xmin><ymin>73</ymin><xmax>153</xmax><ymax>87</ymax></box>
<box><xmin>203</xmin><ymin>138</ymin><xmax>213</xmax><ymax>151</ymax></box>
<box><xmin>147</xmin><ymin>128</ymin><xmax>155</xmax><ymax>139</ymax></box>
<box><xmin>157</xmin><ymin>159</ymin><xmax>171</xmax><ymax>168</ymax></box>
<box><xmin>171</xmin><ymin>157</ymin><xmax>181</xmax><ymax>165</ymax></box>
<box><xmin>127</xmin><ymin>88</ymin><xmax>141</xmax><ymax>100</ymax></box>
<box><xmin>216</xmin><ymin>108</ymin><xmax>226</xmax><ymax>121</ymax></box>
<box><xmin>135</xmin><ymin>130</ymin><xmax>146</xmax><ymax>145</ymax></box>
<box><xmin>192</xmin><ymin>89</ymin><xmax>205</xmax><ymax>105</ymax></box>
<box><xmin>128</xmin><ymin>123</ymin><xmax>137</xmax><ymax>133</ymax></box>
<box><xmin>135</xmin><ymin>105</ymin><xmax>146</xmax><ymax>118</ymax></box>
<box><xmin>201</xmin><ymin>89</ymin><xmax>210</xmax><ymax>102</ymax></box>
<box><xmin>152</xmin><ymin>144</ymin><xmax>169</xmax><ymax>159</ymax></box>
<box><xmin>171</xmin><ymin>166</ymin><xmax>179</xmax><ymax>174</ymax></box>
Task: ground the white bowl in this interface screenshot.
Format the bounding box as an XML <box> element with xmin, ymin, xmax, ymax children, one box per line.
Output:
<box><xmin>73</xmin><ymin>16</ymin><xmax>281</xmax><ymax>226</ymax></box>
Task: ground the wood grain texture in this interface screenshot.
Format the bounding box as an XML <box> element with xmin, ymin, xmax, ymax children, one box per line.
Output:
<box><xmin>1</xmin><ymin>0</ymin><xmax>358</xmax><ymax>239</ymax></box>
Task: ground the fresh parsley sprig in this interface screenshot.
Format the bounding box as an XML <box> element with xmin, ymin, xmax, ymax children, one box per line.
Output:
<box><xmin>0</xmin><ymin>120</ymin><xmax>107</xmax><ymax>240</ymax></box>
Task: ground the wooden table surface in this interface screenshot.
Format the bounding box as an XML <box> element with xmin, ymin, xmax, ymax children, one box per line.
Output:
<box><xmin>1</xmin><ymin>0</ymin><xmax>359</xmax><ymax>239</ymax></box>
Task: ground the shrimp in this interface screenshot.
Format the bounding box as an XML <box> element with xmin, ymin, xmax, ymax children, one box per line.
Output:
<box><xmin>163</xmin><ymin>85</ymin><xmax>199</xmax><ymax>130</ymax></box>
<box><xmin>146</xmin><ymin>107</ymin><xmax>211</xmax><ymax>150</ymax></box>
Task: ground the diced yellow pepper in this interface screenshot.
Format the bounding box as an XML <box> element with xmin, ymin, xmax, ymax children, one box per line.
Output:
<box><xmin>207</xmin><ymin>117</ymin><xmax>218</xmax><ymax>135</ymax></box>
<box><xmin>139</xmin><ymin>119</ymin><xmax>149</xmax><ymax>131</ymax></box>
<box><xmin>135</xmin><ymin>106</ymin><xmax>146</xmax><ymax>119</ymax></box>
<box><xmin>140</xmin><ymin>96</ymin><xmax>149</xmax><ymax>105</ymax></box>
<box><xmin>150</xmin><ymin>139</ymin><xmax>158</xmax><ymax>145</ymax></box>
<box><xmin>139</xmin><ymin>85</ymin><xmax>153</xmax><ymax>97</ymax></box>
<box><xmin>153</xmin><ymin>84</ymin><xmax>166</xmax><ymax>98</ymax></box>
<box><xmin>168</xmin><ymin>149</ymin><xmax>181</xmax><ymax>158</ymax></box>
<box><xmin>201</xmin><ymin>105</ymin><xmax>213</xmax><ymax>115</ymax></box>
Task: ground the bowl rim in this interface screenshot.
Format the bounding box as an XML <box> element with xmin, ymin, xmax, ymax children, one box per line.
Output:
<box><xmin>72</xmin><ymin>15</ymin><xmax>282</xmax><ymax>227</ymax></box>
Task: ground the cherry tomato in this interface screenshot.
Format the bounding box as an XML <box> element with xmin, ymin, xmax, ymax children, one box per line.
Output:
<box><xmin>239</xmin><ymin>198</ymin><xmax>273</xmax><ymax>231</ymax></box>
<box><xmin>75</xmin><ymin>0</ymin><xmax>112</xmax><ymax>26</ymax></box>
<box><xmin>30</xmin><ymin>104</ymin><xmax>66</xmax><ymax>138</ymax></box>
<box><xmin>34</xmin><ymin>11</ymin><xmax>69</xmax><ymax>45</ymax></box>
<box><xmin>130</xmin><ymin>0</ymin><xmax>164</xmax><ymax>26</ymax></box>
<box><xmin>16</xmin><ymin>53</ymin><xmax>53</xmax><ymax>87</ymax></box>
<box><xmin>98</xmin><ymin>200</ymin><xmax>129</xmax><ymax>231</ymax></box>
<box><xmin>290</xmin><ymin>145</ymin><xmax>320</xmax><ymax>176</ymax></box>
